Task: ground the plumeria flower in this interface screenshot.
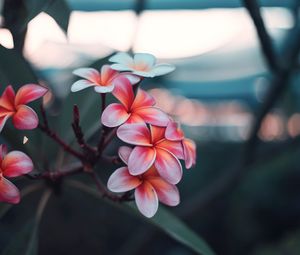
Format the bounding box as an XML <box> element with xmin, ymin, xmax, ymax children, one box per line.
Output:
<box><xmin>0</xmin><ymin>84</ymin><xmax>48</xmax><ymax>132</ymax></box>
<box><xmin>0</xmin><ymin>145</ymin><xmax>33</xmax><ymax>203</ymax></box>
<box><xmin>108</xmin><ymin>146</ymin><xmax>180</xmax><ymax>218</ymax></box>
<box><xmin>71</xmin><ymin>64</ymin><xmax>140</xmax><ymax>93</ymax></box>
<box><xmin>166</xmin><ymin>121</ymin><xmax>196</xmax><ymax>169</ymax></box>
<box><xmin>101</xmin><ymin>76</ymin><xmax>169</xmax><ymax>127</ymax></box>
<box><xmin>117</xmin><ymin>123</ymin><xmax>184</xmax><ymax>184</ymax></box>
<box><xmin>109</xmin><ymin>52</ymin><xmax>175</xmax><ymax>78</ymax></box>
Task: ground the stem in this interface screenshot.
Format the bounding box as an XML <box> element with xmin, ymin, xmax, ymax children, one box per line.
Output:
<box><xmin>36</xmin><ymin>189</ymin><xmax>52</xmax><ymax>223</ymax></box>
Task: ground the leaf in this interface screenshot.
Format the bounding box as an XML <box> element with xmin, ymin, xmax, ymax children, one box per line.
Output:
<box><xmin>68</xmin><ymin>181</ymin><xmax>216</xmax><ymax>255</ymax></box>
<box><xmin>1</xmin><ymin>219</ymin><xmax>38</xmax><ymax>255</ymax></box>
<box><xmin>44</xmin><ymin>0</ymin><xmax>71</xmax><ymax>33</ymax></box>
<box><xmin>127</xmin><ymin>203</ymin><xmax>216</xmax><ymax>255</ymax></box>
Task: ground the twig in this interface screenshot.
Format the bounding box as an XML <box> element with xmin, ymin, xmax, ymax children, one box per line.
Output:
<box><xmin>71</xmin><ymin>105</ymin><xmax>97</xmax><ymax>155</ymax></box>
<box><xmin>38</xmin><ymin>104</ymin><xmax>85</xmax><ymax>161</ymax></box>
<box><xmin>243</xmin><ymin>0</ymin><xmax>279</xmax><ymax>72</ymax></box>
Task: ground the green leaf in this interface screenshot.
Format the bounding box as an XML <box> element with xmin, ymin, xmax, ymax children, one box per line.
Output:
<box><xmin>127</xmin><ymin>203</ymin><xmax>216</xmax><ymax>255</ymax></box>
<box><xmin>1</xmin><ymin>219</ymin><xmax>38</xmax><ymax>255</ymax></box>
<box><xmin>44</xmin><ymin>0</ymin><xmax>71</xmax><ymax>33</ymax></box>
<box><xmin>68</xmin><ymin>181</ymin><xmax>216</xmax><ymax>255</ymax></box>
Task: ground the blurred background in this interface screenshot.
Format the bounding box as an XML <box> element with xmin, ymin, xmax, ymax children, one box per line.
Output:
<box><xmin>1</xmin><ymin>0</ymin><xmax>300</xmax><ymax>254</ymax></box>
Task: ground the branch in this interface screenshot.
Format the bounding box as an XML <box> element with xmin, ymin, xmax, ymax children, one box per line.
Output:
<box><xmin>243</xmin><ymin>0</ymin><xmax>279</xmax><ymax>72</ymax></box>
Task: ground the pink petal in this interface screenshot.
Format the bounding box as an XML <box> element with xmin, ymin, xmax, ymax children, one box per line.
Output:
<box><xmin>150</xmin><ymin>125</ymin><xmax>166</xmax><ymax>144</ymax></box>
<box><xmin>0</xmin><ymin>114</ymin><xmax>12</xmax><ymax>133</ymax></box>
<box><xmin>117</xmin><ymin>123</ymin><xmax>151</xmax><ymax>146</ymax></box>
<box><xmin>165</xmin><ymin>121</ymin><xmax>184</xmax><ymax>141</ymax></box>
<box><xmin>94</xmin><ymin>84</ymin><xmax>114</xmax><ymax>93</ymax></box>
<box><xmin>154</xmin><ymin>148</ymin><xmax>182</xmax><ymax>184</ymax></box>
<box><xmin>0</xmin><ymin>176</ymin><xmax>20</xmax><ymax>204</ymax></box>
<box><xmin>12</xmin><ymin>105</ymin><xmax>38</xmax><ymax>130</ymax></box>
<box><xmin>118</xmin><ymin>146</ymin><xmax>133</xmax><ymax>164</ymax></box>
<box><xmin>131</xmin><ymin>89</ymin><xmax>155</xmax><ymax>109</ymax></box>
<box><xmin>128</xmin><ymin>146</ymin><xmax>156</xmax><ymax>175</ymax></box>
<box><xmin>156</xmin><ymin>140</ymin><xmax>184</xmax><ymax>159</ymax></box>
<box><xmin>71</xmin><ymin>80</ymin><xmax>95</xmax><ymax>92</ymax></box>
<box><xmin>112</xmin><ymin>76</ymin><xmax>134</xmax><ymax>111</ymax></box>
<box><xmin>183</xmin><ymin>138</ymin><xmax>196</xmax><ymax>169</ymax></box>
<box><xmin>120</xmin><ymin>73</ymin><xmax>141</xmax><ymax>85</ymax></box>
<box><xmin>100</xmin><ymin>65</ymin><xmax>119</xmax><ymax>85</ymax></box>
<box><xmin>15</xmin><ymin>84</ymin><xmax>48</xmax><ymax>106</ymax></box>
<box><xmin>0</xmin><ymin>85</ymin><xmax>15</xmax><ymax>111</ymax></box>
<box><xmin>2</xmin><ymin>151</ymin><xmax>33</xmax><ymax>177</ymax></box>
<box><xmin>73</xmin><ymin>68</ymin><xmax>100</xmax><ymax>84</ymax></box>
<box><xmin>101</xmin><ymin>103</ymin><xmax>129</xmax><ymax>127</ymax></box>
<box><xmin>135</xmin><ymin>181</ymin><xmax>158</xmax><ymax>218</ymax></box>
<box><xmin>148</xmin><ymin>177</ymin><xmax>180</xmax><ymax>206</ymax></box>
<box><xmin>134</xmin><ymin>107</ymin><xmax>169</xmax><ymax>127</ymax></box>
<box><xmin>107</xmin><ymin>167</ymin><xmax>142</xmax><ymax>193</ymax></box>
<box><xmin>126</xmin><ymin>114</ymin><xmax>145</xmax><ymax>124</ymax></box>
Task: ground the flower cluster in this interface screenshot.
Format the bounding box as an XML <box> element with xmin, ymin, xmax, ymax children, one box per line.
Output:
<box><xmin>72</xmin><ymin>52</ymin><xmax>196</xmax><ymax>217</ymax></box>
<box><xmin>0</xmin><ymin>84</ymin><xmax>47</xmax><ymax>203</ymax></box>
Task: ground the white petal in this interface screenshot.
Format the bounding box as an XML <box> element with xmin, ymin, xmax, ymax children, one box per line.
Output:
<box><xmin>71</xmin><ymin>80</ymin><xmax>95</xmax><ymax>92</ymax></box>
<box><xmin>132</xmin><ymin>70</ymin><xmax>154</xmax><ymax>78</ymax></box>
<box><xmin>73</xmin><ymin>68</ymin><xmax>100</xmax><ymax>83</ymax></box>
<box><xmin>134</xmin><ymin>53</ymin><xmax>156</xmax><ymax>68</ymax></box>
<box><xmin>121</xmin><ymin>73</ymin><xmax>141</xmax><ymax>85</ymax></box>
<box><xmin>94</xmin><ymin>85</ymin><xmax>114</xmax><ymax>93</ymax></box>
<box><xmin>151</xmin><ymin>64</ymin><xmax>175</xmax><ymax>76</ymax></box>
<box><xmin>109</xmin><ymin>52</ymin><xmax>134</xmax><ymax>65</ymax></box>
<box><xmin>110</xmin><ymin>63</ymin><xmax>132</xmax><ymax>72</ymax></box>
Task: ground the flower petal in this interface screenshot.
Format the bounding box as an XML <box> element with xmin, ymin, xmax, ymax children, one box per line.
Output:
<box><xmin>121</xmin><ymin>73</ymin><xmax>141</xmax><ymax>85</ymax></box>
<box><xmin>107</xmin><ymin>167</ymin><xmax>142</xmax><ymax>193</ymax></box>
<box><xmin>94</xmin><ymin>84</ymin><xmax>115</xmax><ymax>93</ymax></box>
<box><xmin>156</xmin><ymin>140</ymin><xmax>184</xmax><ymax>159</ymax></box>
<box><xmin>148</xmin><ymin>177</ymin><xmax>180</xmax><ymax>206</ymax></box>
<box><xmin>134</xmin><ymin>53</ymin><xmax>156</xmax><ymax>69</ymax></box>
<box><xmin>2</xmin><ymin>151</ymin><xmax>33</xmax><ymax>177</ymax></box>
<box><xmin>112</xmin><ymin>76</ymin><xmax>134</xmax><ymax>110</ymax></box>
<box><xmin>135</xmin><ymin>181</ymin><xmax>158</xmax><ymax>218</ymax></box>
<box><xmin>101</xmin><ymin>103</ymin><xmax>129</xmax><ymax>127</ymax></box>
<box><xmin>128</xmin><ymin>146</ymin><xmax>156</xmax><ymax>175</ymax></box>
<box><xmin>118</xmin><ymin>146</ymin><xmax>133</xmax><ymax>164</ymax></box>
<box><xmin>151</xmin><ymin>63</ymin><xmax>175</xmax><ymax>76</ymax></box>
<box><xmin>0</xmin><ymin>144</ymin><xmax>7</xmax><ymax>159</ymax></box>
<box><xmin>126</xmin><ymin>114</ymin><xmax>145</xmax><ymax>124</ymax></box>
<box><xmin>12</xmin><ymin>105</ymin><xmax>38</xmax><ymax>130</ymax></box>
<box><xmin>165</xmin><ymin>121</ymin><xmax>184</xmax><ymax>141</ymax></box>
<box><xmin>100</xmin><ymin>65</ymin><xmax>118</xmax><ymax>85</ymax></box>
<box><xmin>15</xmin><ymin>84</ymin><xmax>48</xmax><ymax>106</ymax></box>
<box><xmin>0</xmin><ymin>85</ymin><xmax>15</xmax><ymax>111</ymax></box>
<box><xmin>73</xmin><ymin>68</ymin><xmax>100</xmax><ymax>83</ymax></box>
<box><xmin>110</xmin><ymin>64</ymin><xmax>132</xmax><ymax>72</ymax></box>
<box><xmin>117</xmin><ymin>123</ymin><xmax>151</xmax><ymax>146</ymax></box>
<box><xmin>109</xmin><ymin>52</ymin><xmax>134</xmax><ymax>65</ymax></box>
<box><xmin>71</xmin><ymin>80</ymin><xmax>95</xmax><ymax>92</ymax></box>
<box><xmin>131</xmin><ymin>89</ymin><xmax>155</xmax><ymax>109</ymax></box>
<box><xmin>154</xmin><ymin>148</ymin><xmax>182</xmax><ymax>184</ymax></box>
<box><xmin>0</xmin><ymin>177</ymin><xmax>20</xmax><ymax>204</ymax></box>
<box><xmin>150</xmin><ymin>125</ymin><xmax>165</xmax><ymax>144</ymax></box>
<box><xmin>183</xmin><ymin>138</ymin><xmax>197</xmax><ymax>169</ymax></box>
<box><xmin>134</xmin><ymin>107</ymin><xmax>169</xmax><ymax>127</ymax></box>
<box><xmin>0</xmin><ymin>114</ymin><xmax>12</xmax><ymax>133</ymax></box>
<box><xmin>132</xmin><ymin>70</ymin><xmax>156</xmax><ymax>78</ymax></box>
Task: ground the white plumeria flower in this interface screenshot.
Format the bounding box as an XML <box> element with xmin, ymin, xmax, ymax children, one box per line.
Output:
<box><xmin>109</xmin><ymin>52</ymin><xmax>175</xmax><ymax>78</ymax></box>
<box><xmin>71</xmin><ymin>65</ymin><xmax>140</xmax><ymax>94</ymax></box>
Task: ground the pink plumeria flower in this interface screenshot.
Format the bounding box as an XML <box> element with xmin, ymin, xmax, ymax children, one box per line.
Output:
<box><xmin>71</xmin><ymin>64</ymin><xmax>140</xmax><ymax>93</ymax></box>
<box><xmin>0</xmin><ymin>145</ymin><xmax>33</xmax><ymax>204</ymax></box>
<box><xmin>108</xmin><ymin>146</ymin><xmax>180</xmax><ymax>218</ymax></box>
<box><xmin>0</xmin><ymin>84</ymin><xmax>48</xmax><ymax>132</ymax></box>
<box><xmin>166</xmin><ymin>121</ymin><xmax>197</xmax><ymax>169</ymax></box>
<box><xmin>109</xmin><ymin>52</ymin><xmax>175</xmax><ymax>78</ymax></box>
<box><xmin>101</xmin><ymin>76</ymin><xmax>169</xmax><ymax>127</ymax></box>
<box><xmin>117</xmin><ymin>123</ymin><xmax>184</xmax><ymax>184</ymax></box>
